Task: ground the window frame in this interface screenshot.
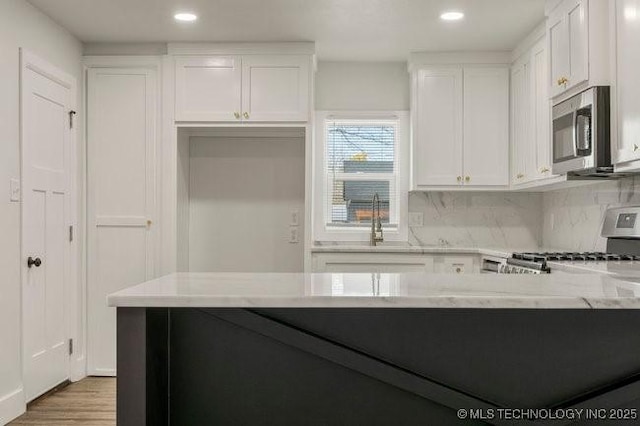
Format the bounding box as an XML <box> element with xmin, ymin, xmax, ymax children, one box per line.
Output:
<box><xmin>313</xmin><ymin>110</ymin><xmax>409</xmax><ymax>242</ymax></box>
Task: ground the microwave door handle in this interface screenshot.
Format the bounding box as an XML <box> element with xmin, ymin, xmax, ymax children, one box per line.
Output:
<box><xmin>572</xmin><ymin>110</ymin><xmax>579</xmax><ymax>157</ymax></box>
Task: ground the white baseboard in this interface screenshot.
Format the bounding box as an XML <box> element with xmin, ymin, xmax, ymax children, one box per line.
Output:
<box><xmin>0</xmin><ymin>387</ymin><xmax>25</xmax><ymax>426</ymax></box>
<box><xmin>88</xmin><ymin>367</ymin><xmax>116</xmax><ymax>377</ymax></box>
<box><xmin>70</xmin><ymin>355</ymin><xmax>87</xmax><ymax>382</ymax></box>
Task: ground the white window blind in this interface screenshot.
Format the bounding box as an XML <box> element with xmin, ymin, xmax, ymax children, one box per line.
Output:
<box><xmin>325</xmin><ymin>118</ymin><xmax>398</xmax><ymax>228</ymax></box>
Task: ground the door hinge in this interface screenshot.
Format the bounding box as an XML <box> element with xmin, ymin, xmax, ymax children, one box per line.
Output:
<box><xmin>69</xmin><ymin>225</ymin><xmax>73</xmax><ymax>242</ymax></box>
<box><xmin>68</xmin><ymin>338</ymin><xmax>73</xmax><ymax>355</ymax></box>
<box><xmin>69</xmin><ymin>110</ymin><xmax>77</xmax><ymax>129</ymax></box>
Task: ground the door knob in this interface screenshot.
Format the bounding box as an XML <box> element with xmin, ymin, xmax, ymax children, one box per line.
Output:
<box><xmin>27</xmin><ymin>257</ymin><xmax>42</xmax><ymax>268</ymax></box>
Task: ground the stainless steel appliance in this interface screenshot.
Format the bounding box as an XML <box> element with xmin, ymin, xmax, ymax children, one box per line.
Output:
<box><xmin>494</xmin><ymin>207</ymin><xmax>640</xmax><ymax>274</ymax></box>
<box><xmin>552</xmin><ymin>86</ymin><xmax>611</xmax><ymax>177</ymax></box>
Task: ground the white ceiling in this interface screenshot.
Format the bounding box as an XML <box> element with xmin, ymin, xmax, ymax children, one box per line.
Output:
<box><xmin>28</xmin><ymin>0</ymin><xmax>546</xmax><ymax>61</ymax></box>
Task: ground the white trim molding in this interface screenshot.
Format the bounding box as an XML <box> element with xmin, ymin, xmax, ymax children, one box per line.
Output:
<box><xmin>313</xmin><ymin>110</ymin><xmax>410</xmax><ymax>243</ymax></box>
<box><xmin>0</xmin><ymin>387</ymin><xmax>25</xmax><ymax>425</ymax></box>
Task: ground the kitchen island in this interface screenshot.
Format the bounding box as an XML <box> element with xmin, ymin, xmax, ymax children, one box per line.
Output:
<box><xmin>109</xmin><ymin>272</ymin><xmax>640</xmax><ymax>425</ymax></box>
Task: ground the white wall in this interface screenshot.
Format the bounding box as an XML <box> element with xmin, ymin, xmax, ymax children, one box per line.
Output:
<box><xmin>542</xmin><ymin>177</ymin><xmax>640</xmax><ymax>251</ymax></box>
<box><xmin>315</xmin><ymin>61</ymin><xmax>410</xmax><ymax>110</ymax></box>
<box><xmin>0</xmin><ymin>1</ymin><xmax>82</xmax><ymax>422</ymax></box>
<box><xmin>188</xmin><ymin>136</ymin><xmax>305</xmax><ymax>272</ymax></box>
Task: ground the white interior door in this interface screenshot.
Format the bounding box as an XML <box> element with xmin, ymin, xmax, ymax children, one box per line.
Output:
<box><xmin>87</xmin><ymin>67</ymin><xmax>157</xmax><ymax>376</ymax></box>
<box><xmin>21</xmin><ymin>51</ymin><xmax>75</xmax><ymax>402</ymax></box>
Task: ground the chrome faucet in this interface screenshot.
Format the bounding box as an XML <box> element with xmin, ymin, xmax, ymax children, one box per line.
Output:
<box><xmin>370</xmin><ymin>193</ymin><xmax>384</xmax><ymax>246</ymax></box>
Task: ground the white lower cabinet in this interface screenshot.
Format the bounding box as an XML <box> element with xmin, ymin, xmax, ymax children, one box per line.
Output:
<box><xmin>313</xmin><ymin>253</ymin><xmax>434</xmax><ymax>273</ymax></box>
<box><xmin>411</xmin><ymin>65</ymin><xmax>509</xmax><ymax>189</ymax></box>
<box><xmin>311</xmin><ymin>253</ymin><xmax>480</xmax><ymax>274</ymax></box>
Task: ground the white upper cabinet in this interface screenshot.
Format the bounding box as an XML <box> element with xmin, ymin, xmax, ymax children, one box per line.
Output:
<box><xmin>241</xmin><ymin>55</ymin><xmax>310</xmax><ymax>122</ymax></box>
<box><xmin>547</xmin><ymin>0</ymin><xmax>610</xmax><ymax>100</ymax></box>
<box><xmin>175</xmin><ymin>54</ymin><xmax>311</xmax><ymax>122</ymax></box>
<box><xmin>463</xmin><ymin>68</ymin><xmax>509</xmax><ymax>186</ymax></box>
<box><xmin>411</xmin><ymin>64</ymin><xmax>509</xmax><ymax>189</ymax></box>
<box><xmin>613</xmin><ymin>0</ymin><xmax>640</xmax><ymax>166</ymax></box>
<box><xmin>512</xmin><ymin>35</ymin><xmax>556</xmax><ymax>186</ymax></box>
<box><xmin>548</xmin><ymin>0</ymin><xmax>589</xmax><ymax>97</ymax></box>
<box><xmin>175</xmin><ymin>56</ymin><xmax>242</xmax><ymax>122</ymax></box>
<box><xmin>413</xmin><ymin>67</ymin><xmax>463</xmax><ymax>186</ymax></box>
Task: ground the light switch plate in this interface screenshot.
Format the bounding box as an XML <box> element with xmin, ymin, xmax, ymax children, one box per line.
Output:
<box><xmin>408</xmin><ymin>212</ymin><xmax>424</xmax><ymax>227</ymax></box>
<box><xmin>10</xmin><ymin>178</ymin><xmax>20</xmax><ymax>202</ymax></box>
<box><xmin>290</xmin><ymin>209</ymin><xmax>300</xmax><ymax>226</ymax></box>
<box><xmin>289</xmin><ymin>226</ymin><xmax>299</xmax><ymax>243</ymax></box>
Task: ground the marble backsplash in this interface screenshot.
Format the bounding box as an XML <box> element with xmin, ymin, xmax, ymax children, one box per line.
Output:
<box><xmin>408</xmin><ymin>192</ymin><xmax>543</xmax><ymax>249</ymax></box>
<box><xmin>542</xmin><ymin>176</ymin><xmax>640</xmax><ymax>252</ymax></box>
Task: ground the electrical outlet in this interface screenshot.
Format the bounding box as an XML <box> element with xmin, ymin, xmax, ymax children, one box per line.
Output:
<box><xmin>9</xmin><ymin>178</ymin><xmax>20</xmax><ymax>202</ymax></box>
<box><xmin>290</xmin><ymin>209</ymin><xmax>300</xmax><ymax>226</ymax></box>
<box><xmin>289</xmin><ymin>226</ymin><xmax>299</xmax><ymax>244</ymax></box>
<box><xmin>408</xmin><ymin>212</ymin><xmax>424</xmax><ymax>227</ymax></box>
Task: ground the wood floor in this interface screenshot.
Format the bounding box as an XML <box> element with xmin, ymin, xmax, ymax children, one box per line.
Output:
<box><xmin>10</xmin><ymin>377</ymin><xmax>116</xmax><ymax>425</ymax></box>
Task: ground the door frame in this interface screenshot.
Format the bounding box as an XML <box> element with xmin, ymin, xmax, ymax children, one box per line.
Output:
<box><xmin>20</xmin><ymin>49</ymin><xmax>80</xmax><ymax>399</ymax></box>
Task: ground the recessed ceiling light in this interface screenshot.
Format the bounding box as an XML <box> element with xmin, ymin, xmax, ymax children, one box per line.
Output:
<box><xmin>174</xmin><ymin>12</ymin><xmax>198</xmax><ymax>22</ymax></box>
<box><xmin>440</xmin><ymin>11</ymin><xmax>464</xmax><ymax>21</ymax></box>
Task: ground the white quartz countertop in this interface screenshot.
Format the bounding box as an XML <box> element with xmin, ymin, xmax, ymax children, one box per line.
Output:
<box><xmin>108</xmin><ymin>272</ymin><xmax>640</xmax><ymax>309</ymax></box>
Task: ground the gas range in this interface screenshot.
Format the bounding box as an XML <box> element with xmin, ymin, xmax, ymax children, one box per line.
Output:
<box><xmin>491</xmin><ymin>207</ymin><xmax>640</xmax><ymax>275</ymax></box>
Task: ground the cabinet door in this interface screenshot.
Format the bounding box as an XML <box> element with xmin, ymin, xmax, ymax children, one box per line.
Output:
<box><xmin>463</xmin><ymin>68</ymin><xmax>509</xmax><ymax>186</ymax></box>
<box><xmin>531</xmin><ymin>39</ymin><xmax>555</xmax><ymax>178</ymax></box>
<box><xmin>614</xmin><ymin>0</ymin><xmax>640</xmax><ymax>164</ymax></box>
<box><xmin>511</xmin><ymin>59</ymin><xmax>534</xmax><ymax>185</ymax></box>
<box><xmin>241</xmin><ymin>55</ymin><xmax>310</xmax><ymax>122</ymax></box>
<box><xmin>175</xmin><ymin>56</ymin><xmax>242</xmax><ymax>122</ymax></box>
<box><xmin>413</xmin><ymin>68</ymin><xmax>463</xmax><ymax>186</ymax></box>
<box><xmin>548</xmin><ymin>8</ymin><xmax>570</xmax><ymax>98</ymax></box>
<box><xmin>549</xmin><ymin>0</ymin><xmax>589</xmax><ymax>98</ymax></box>
<box><xmin>567</xmin><ymin>0</ymin><xmax>589</xmax><ymax>87</ymax></box>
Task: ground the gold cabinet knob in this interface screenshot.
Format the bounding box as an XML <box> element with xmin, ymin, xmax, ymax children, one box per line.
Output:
<box><xmin>465</xmin><ymin>176</ymin><xmax>470</xmax><ymax>182</ymax></box>
<box><xmin>243</xmin><ymin>112</ymin><xmax>250</xmax><ymax>119</ymax></box>
<box><xmin>540</xmin><ymin>167</ymin><xmax>550</xmax><ymax>173</ymax></box>
<box><xmin>234</xmin><ymin>112</ymin><xmax>240</xmax><ymax>119</ymax></box>
<box><xmin>634</xmin><ymin>144</ymin><xmax>639</xmax><ymax>152</ymax></box>
<box><xmin>516</xmin><ymin>173</ymin><xmax>524</xmax><ymax>179</ymax></box>
<box><xmin>147</xmin><ymin>219</ymin><xmax>152</xmax><ymax>226</ymax></box>
<box><xmin>456</xmin><ymin>176</ymin><xmax>462</xmax><ymax>183</ymax></box>
<box><xmin>557</xmin><ymin>76</ymin><xmax>568</xmax><ymax>86</ymax></box>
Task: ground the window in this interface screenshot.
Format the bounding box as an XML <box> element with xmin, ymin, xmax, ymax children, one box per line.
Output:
<box><xmin>314</xmin><ymin>111</ymin><xmax>409</xmax><ymax>241</ymax></box>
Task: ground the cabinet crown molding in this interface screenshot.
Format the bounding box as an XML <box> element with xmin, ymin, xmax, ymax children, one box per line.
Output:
<box><xmin>408</xmin><ymin>51</ymin><xmax>510</xmax><ymax>72</ymax></box>
<box><xmin>167</xmin><ymin>42</ymin><xmax>316</xmax><ymax>56</ymax></box>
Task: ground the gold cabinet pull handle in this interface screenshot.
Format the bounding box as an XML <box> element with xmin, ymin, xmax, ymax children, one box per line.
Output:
<box><xmin>243</xmin><ymin>112</ymin><xmax>250</xmax><ymax>119</ymax></box>
<box><xmin>234</xmin><ymin>112</ymin><xmax>240</xmax><ymax>119</ymax></box>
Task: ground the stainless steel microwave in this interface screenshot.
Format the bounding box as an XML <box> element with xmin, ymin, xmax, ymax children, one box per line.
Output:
<box><xmin>552</xmin><ymin>86</ymin><xmax>611</xmax><ymax>176</ymax></box>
